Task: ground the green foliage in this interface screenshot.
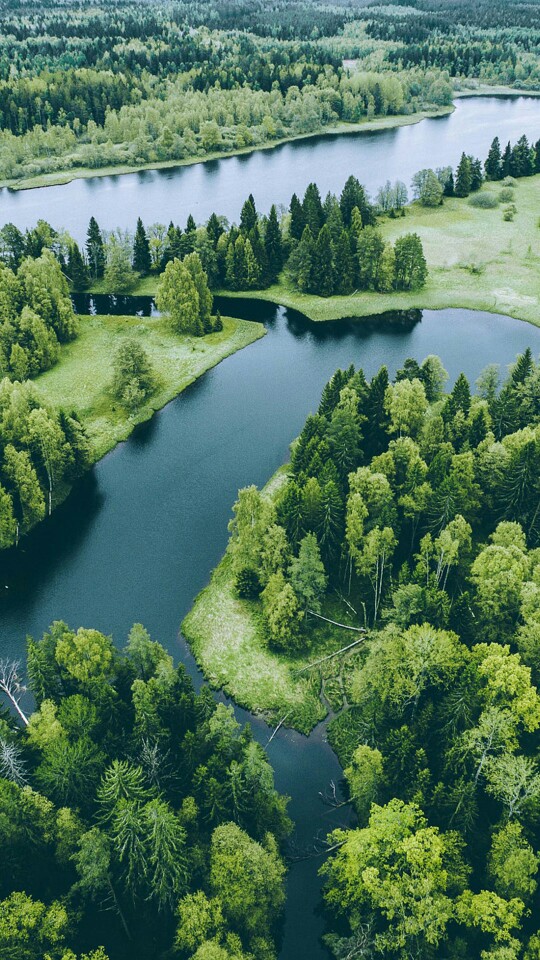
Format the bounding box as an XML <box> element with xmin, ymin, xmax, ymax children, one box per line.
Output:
<box><xmin>111</xmin><ymin>339</ymin><xmax>156</xmax><ymax>411</ymax></box>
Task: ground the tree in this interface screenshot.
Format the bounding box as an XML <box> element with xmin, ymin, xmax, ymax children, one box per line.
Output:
<box><xmin>394</xmin><ymin>233</ymin><xmax>427</xmax><ymax>290</ymax></box>
<box><xmin>384</xmin><ymin>377</ymin><xmax>428</xmax><ymax>437</ymax></box>
<box><xmin>312</xmin><ymin>224</ymin><xmax>335</xmax><ymax>296</ymax></box>
<box><xmin>86</xmin><ymin>217</ymin><xmax>105</xmax><ymax>280</ymax></box>
<box><xmin>132</xmin><ymin>218</ymin><xmax>151</xmax><ymax>275</ymax></box>
<box><xmin>356</xmin><ymin>227</ymin><xmax>384</xmax><ymax>290</ymax></box>
<box><xmin>104</xmin><ymin>236</ymin><xmax>135</xmax><ymax>292</ymax></box>
<box><xmin>322</xmin><ymin>800</ymin><xmax>459</xmax><ymax>958</ymax></box>
<box><xmin>210</xmin><ymin>823</ymin><xmax>285</xmax><ymax>940</ymax></box>
<box><xmin>183</xmin><ymin>253</ymin><xmax>213</xmax><ymax>331</ymax></box>
<box><xmin>3</xmin><ymin>443</ymin><xmax>46</xmax><ymax>539</ymax></box>
<box><xmin>488</xmin><ymin>822</ymin><xmax>539</xmax><ymax>903</ymax></box>
<box><xmin>0</xmin><ymin>891</ymin><xmax>71</xmax><ymax>960</ymax></box>
<box><xmin>28</xmin><ymin>407</ymin><xmax>66</xmax><ymax>515</ymax></box>
<box><xmin>67</xmin><ymin>242</ymin><xmax>89</xmax><ymax>290</ymax></box>
<box><xmin>485</xmin><ymin>137</ymin><xmax>502</xmax><ymax>180</ymax></box>
<box><xmin>289</xmin><ymin>533</ymin><xmax>327</xmax><ymax>617</ymax></box>
<box><xmin>261</xmin><ymin>571</ymin><xmax>303</xmax><ymax>649</ymax></box>
<box><xmin>264</xmin><ymin>205</ymin><xmax>283</xmax><ymax>282</ymax></box>
<box><xmin>111</xmin><ymin>339</ymin><xmax>156</xmax><ymax>411</ymax></box>
<box><xmin>455</xmin><ymin>153</ymin><xmax>472</xmax><ymax>197</ymax></box>
<box><xmin>287</xmin><ymin>225</ymin><xmax>314</xmax><ymax>292</ymax></box>
<box><xmin>344</xmin><ymin>745</ymin><xmax>384</xmax><ymax>821</ymax></box>
<box><xmin>156</xmin><ymin>258</ymin><xmax>201</xmax><ymax>335</ymax></box>
<box><xmin>411</xmin><ymin>168</ymin><xmax>443</xmax><ymax>206</ymax></box>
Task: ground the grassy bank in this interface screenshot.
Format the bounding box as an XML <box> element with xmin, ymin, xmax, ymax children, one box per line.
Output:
<box><xmin>182</xmin><ymin>469</ymin><xmax>365</xmax><ymax>734</ymax></box>
<box><xmin>35</xmin><ymin>313</ymin><xmax>265</xmax><ymax>461</ymax></box>
<box><xmin>217</xmin><ymin>175</ymin><xmax>540</xmax><ymax>327</ymax></box>
<box><xmin>1</xmin><ymin>107</ymin><xmax>453</xmax><ymax>192</ymax></box>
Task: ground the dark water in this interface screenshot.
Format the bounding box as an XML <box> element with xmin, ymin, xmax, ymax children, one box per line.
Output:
<box><xmin>2</xmin><ymin>295</ymin><xmax>540</xmax><ymax>958</ymax></box>
<box><xmin>1</xmin><ymin>96</ymin><xmax>539</xmax><ymax>242</ymax></box>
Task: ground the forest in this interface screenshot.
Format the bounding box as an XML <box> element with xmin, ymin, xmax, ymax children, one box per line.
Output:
<box><xmin>0</xmin><ymin>0</ymin><xmax>538</xmax><ymax>183</ymax></box>
<box><xmin>0</xmin><ymin>623</ymin><xmax>290</xmax><ymax>959</ymax></box>
<box><xmin>222</xmin><ymin>348</ymin><xmax>540</xmax><ymax>958</ymax></box>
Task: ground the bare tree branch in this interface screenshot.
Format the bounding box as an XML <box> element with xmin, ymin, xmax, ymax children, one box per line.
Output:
<box><xmin>0</xmin><ymin>660</ymin><xmax>29</xmax><ymax>727</ymax></box>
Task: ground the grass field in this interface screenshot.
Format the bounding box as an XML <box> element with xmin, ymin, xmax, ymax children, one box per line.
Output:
<box><xmin>182</xmin><ymin>469</ymin><xmax>366</xmax><ymax>734</ymax></box>
<box><xmin>216</xmin><ymin>176</ymin><xmax>540</xmax><ymax>326</ymax></box>
<box><xmin>35</xmin><ymin>313</ymin><xmax>265</xmax><ymax>460</ymax></box>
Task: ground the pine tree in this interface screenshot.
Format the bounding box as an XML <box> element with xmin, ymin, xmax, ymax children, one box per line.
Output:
<box><xmin>288</xmin><ymin>226</ymin><xmax>314</xmax><ymax>293</ymax></box>
<box><xmin>132</xmin><ymin>218</ymin><xmax>151</xmax><ymax>275</ymax></box>
<box><xmin>470</xmin><ymin>158</ymin><xmax>483</xmax><ymax>192</ymax></box>
<box><xmin>312</xmin><ymin>225</ymin><xmax>335</xmax><ymax>297</ymax></box>
<box><xmin>454</xmin><ymin>153</ymin><xmax>472</xmax><ymax>197</ymax></box>
<box><xmin>206</xmin><ymin>213</ymin><xmax>224</xmax><ymax>248</ymax></box>
<box><xmin>288</xmin><ymin>194</ymin><xmax>304</xmax><ymax>243</ymax></box>
<box><xmin>67</xmin><ymin>242</ymin><xmax>89</xmax><ymax>290</ymax></box>
<box><xmin>501</xmin><ymin>141</ymin><xmax>512</xmax><ymax>178</ymax></box>
<box><xmin>443</xmin><ymin>171</ymin><xmax>455</xmax><ymax>196</ymax></box>
<box><xmin>510</xmin><ymin>135</ymin><xmax>534</xmax><ymax>178</ymax></box>
<box><xmin>240</xmin><ymin>194</ymin><xmax>257</xmax><ymax>234</ymax></box>
<box><xmin>86</xmin><ymin>216</ymin><xmax>105</xmax><ymax>280</ymax></box>
<box><xmin>340</xmin><ymin>175</ymin><xmax>375</xmax><ymax>227</ymax></box>
<box><xmin>534</xmin><ymin>139</ymin><xmax>540</xmax><ymax>174</ymax></box>
<box><xmin>485</xmin><ymin>137</ymin><xmax>502</xmax><ymax>180</ymax></box>
<box><xmin>248</xmin><ymin>224</ymin><xmax>268</xmax><ymax>286</ymax></box>
<box><xmin>244</xmin><ymin>238</ymin><xmax>262</xmax><ymax>289</ymax></box>
<box><xmin>333</xmin><ymin>230</ymin><xmax>354</xmax><ymax>296</ymax></box>
<box><xmin>265</xmin><ymin>205</ymin><xmax>283</xmax><ymax>283</ymax></box>
<box><xmin>302</xmin><ymin>183</ymin><xmax>324</xmax><ymax>236</ymax></box>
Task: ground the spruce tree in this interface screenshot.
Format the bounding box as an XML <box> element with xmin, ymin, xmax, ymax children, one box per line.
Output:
<box><xmin>132</xmin><ymin>217</ymin><xmax>151</xmax><ymax>275</ymax></box>
<box><xmin>244</xmin><ymin>239</ymin><xmax>262</xmax><ymax>289</ymax></box>
<box><xmin>469</xmin><ymin>158</ymin><xmax>483</xmax><ymax>192</ymax></box>
<box><xmin>501</xmin><ymin>141</ymin><xmax>512</xmax><ymax>178</ymax></box>
<box><xmin>67</xmin><ymin>242</ymin><xmax>89</xmax><ymax>290</ymax></box>
<box><xmin>288</xmin><ymin>226</ymin><xmax>314</xmax><ymax>293</ymax></box>
<box><xmin>454</xmin><ymin>153</ymin><xmax>472</xmax><ymax>197</ymax></box>
<box><xmin>510</xmin><ymin>135</ymin><xmax>534</xmax><ymax>178</ymax></box>
<box><xmin>302</xmin><ymin>183</ymin><xmax>324</xmax><ymax>237</ymax></box>
<box><xmin>265</xmin><ymin>205</ymin><xmax>283</xmax><ymax>283</ymax></box>
<box><xmin>248</xmin><ymin>224</ymin><xmax>268</xmax><ymax>286</ymax></box>
<box><xmin>443</xmin><ymin>171</ymin><xmax>455</xmax><ymax>196</ymax></box>
<box><xmin>206</xmin><ymin>213</ymin><xmax>224</xmax><ymax>248</ymax></box>
<box><xmin>312</xmin><ymin>225</ymin><xmax>335</xmax><ymax>297</ymax></box>
<box><xmin>240</xmin><ymin>194</ymin><xmax>257</xmax><ymax>234</ymax></box>
<box><xmin>534</xmin><ymin>139</ymin><xmax>540</xmax><ymax>174</ymax></box>
<box><xmin>289</xmin><ymin>193</ymin><xmax>305</xmax><ymax>241</ymax></box>
<box><xmin>86</xmin><ymin>216</ymin><xmax>105</xmax><ymax>280</ymax></box>
<box><xmin>485</xmin><ymin>137</ymin><xmax>502</xmax><ymax>180</ymax></box>
<box><xmin>333</xmin><ymin>230</ymin><xmax>354</xmax><ymax>296</ymax></box>
<box><xmin>340</xmin><ymin>175</ymin><xmax>374</xmax><ymax>227</ymax></box>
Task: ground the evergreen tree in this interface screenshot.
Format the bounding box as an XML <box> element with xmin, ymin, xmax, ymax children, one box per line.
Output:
<box><xmin>264</xmin><ymin>205</ymin><xmax>283</xmax><ymax>283</ymax></box>
<box><xmin>312</xmin><ymin>225</ymin><xmax>335</xmax><ymax>297</ymax></box>
<box><xmin>333</xmin><ymin>230</ymin><xmax>354</xmax><ymax>295</ymax></box>
<box><xmin>340</xmin><ymin>175</ymin><xmax>374</xmax><ymax>227</ymax></box>
<box><xmin>454</xmin><ymin>153</ymin><xmax>472</xmax><ymax>197</ymax></box>
<box><xmin>469</xmin><ymin>157</ymin><xmax>483</xmax><ymax>192</ymax></box>
<box><xmin>206</xmin><ymin>213</ymin><xmax>224</xmax><ymax>248</ymax></box>
<box><xmin>132</xmin><ymin>218</ymin><xmax>151</xmax><ymax>275</ymax></box>
<box><xmin>244</xmin><ymin>238</ymin><xmax>262</xmax><ymax>289</ymax></box>
<box><xmin>86</xmin><ymin>217</ymin><xmax>105</xmax><ymax>280</ymax></box>
<box><xmin>534</xmin><ymin>139</ymin><xmax>540</xmax><ymax>174</ymax></box>
<box><xmin>510</xmin><ymin>135</ymin><xmax>534</xmax><ymax>178</ymax></box>
<box><xmin>443</xmin><ymin>171</ymin><xmax>455</xmax><ymax>196</ymax></box>
<box><xmin>302</xmin><ymin>183</ymin><xmax>324</xmax><ymax>236</ymax></box>
<box><xmin>501</xmin><ymin>141</ymin><xmax>512</xmax><ymax>178</ymax></box>
<box><xmin>287</xmin><ymin>226</ymin><xmax>314</xmax><ymax>292</ymax></box>
<box><xmin>248</xmin><ymin>224</ymin><xmax>268</xmax><ymax>286</ymax></box>
<box><xmin>485</xmin><ymin>137</ymin><xmax>502</xmax><ymax>180</ymax></box>
<box><xmin>240</xmin><ymin>194</ymin><xmax>257</xmax><ymax>234</ymax></box>
<box><xmin>67</xmin><ymin>243</ymin><xmax>89</xmax><ymax>290</ymax></box>
<box><xmin>289</xmin><ymin>193</ymin><xmax>305</xmax><ymax>241</ymax></box>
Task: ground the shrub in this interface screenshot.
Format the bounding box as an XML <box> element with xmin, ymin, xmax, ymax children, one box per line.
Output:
<box><xmin>235</xmin><ymin>567</ymin><xmax>261</xmax><ymax>599</ymax></box>
<box><xmin>499</xmin><ymin>187</ymin><xmax>514</xmax><ymax>202</ymax></box>
<box><xmin>468</xmin><ymin>193</ymin><xmax>499</xmax><ymax>208</ymax></box>
<box><xmin>502</xmin><ymin>176</ymin><xmax>517</xmax><ymax>187</ymax></box>
<box><xmin>503</xmin><ymin>206</ymin><xmax>515</xmax><ymax>222</ymax></box>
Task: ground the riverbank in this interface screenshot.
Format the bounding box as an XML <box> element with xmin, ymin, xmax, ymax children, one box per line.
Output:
<box><xmin>121</xmin><ymin>176</ymin><xmax>540</xmax><ymax>328</ymax></box>
<box><xmin>182</xmin><ymin>468</ymin><xmax>364</xmax><ymax>735</ymax></box>
<box><xmin>35</xmin><ymin>312</ymin><xmax>265</xmax><ymax>461</ymax></box>
<box><xmin>0</xmin><ymin>106</ymin><xmax>454</xmax><ymax>192</ymax></box>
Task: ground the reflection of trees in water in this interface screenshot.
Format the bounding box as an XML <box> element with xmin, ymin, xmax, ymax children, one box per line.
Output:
<box><xmin>0</xmin><ymin>471</ymin><xmax>102</xmax><ymax>611</ymax></box>
<box><xmin>71</xmin><ymin>294</ymin><xmax>157</xmax><ymax>316</ymax></box>
<box><xmin>284</xmin><ymin>306</ymin><xmax>423</xmax><ymax>340</ymax></box>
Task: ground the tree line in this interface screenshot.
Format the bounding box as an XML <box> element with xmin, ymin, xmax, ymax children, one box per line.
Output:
<box><xmin>0</xmin><ymin>621</ymin><xmax>290</xmax><ymax>959</ymax></box>
<box><xmin>225</xmin><ymin>346</ymin><xmax>540</xmax><ymax>956</ymax></box>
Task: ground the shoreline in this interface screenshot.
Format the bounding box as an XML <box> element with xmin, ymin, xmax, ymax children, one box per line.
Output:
<box><xmin>0</xmin><ymin>106</ymin><xmax>453</xmax><ymax>193</ymax></box>
<box><xmin>2</xmin><ymin>85</ymin><xmax>537</xmax><ymax>195</ymax></box>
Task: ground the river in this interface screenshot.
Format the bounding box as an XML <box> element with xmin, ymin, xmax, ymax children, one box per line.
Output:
<box><xmin>0</xmin><ymin>96</ymin><xmax>539</xmax><ymax>241</ymax></box>
<box><xmin>3</xmin><ymin>296</ymin><xmax>540</xmax><ymax>958</ymax></box>
<box><xmin>1</xmin><ymin>95</ymin><xmax>540</xmax><ymax>960</ymax></box>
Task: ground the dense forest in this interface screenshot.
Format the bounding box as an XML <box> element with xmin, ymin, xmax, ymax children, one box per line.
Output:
<box><xmin>0</xmin><ymin>623</ymin><xmax>290</xmax><ymax>959</ymax></box>
<box><xmin>0</xmin><ymin>0</ymin><xmax>538</xmax><ymax>181</ymax></box>
<box><xmin>224</xmin><ymin>347</ymin><xmax>540</xmax><ymax>958</ymax></box>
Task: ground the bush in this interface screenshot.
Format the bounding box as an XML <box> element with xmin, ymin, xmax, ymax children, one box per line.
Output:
<box><xmin>235</xmin><ymin>567</ymin><xmax>261</xmax><ymax>599</ymax></box>
<box><xmin>499</xmin><ymin>187</ymin><xmax>514</xmax><ymax>202</ymax></box>
<box><xmin>468</xmin><ymin>192</ymin><xmax>499</xmax><ymax>208</ymax></box>
<box><xmin>502</xmin><ymin>176</ymin><xmax>516</xmax><ymax>187</ymax></box>
<box><xmin>112</xmin><ymin>339</ymin><xmax>156</xmax><ymax>410</ymax></box>
<box><xmin>503</xmin><ymin>206</ymin><xmax>515</xmax><ymax>222</ymax></box>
